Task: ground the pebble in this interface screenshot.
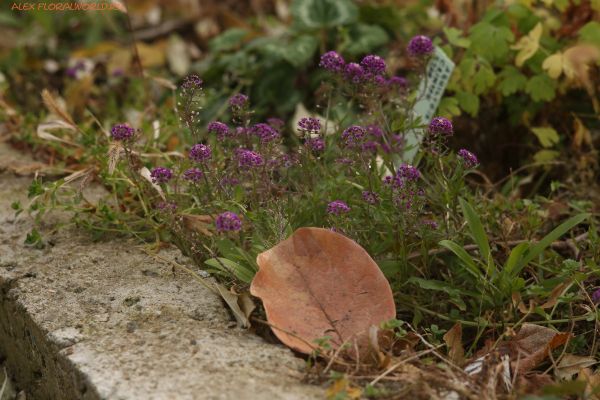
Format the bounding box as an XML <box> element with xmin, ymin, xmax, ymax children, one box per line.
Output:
<box><xmin>126</xmin><ymin>321</ymin><xmax>138</xmax><ymax>333</ymax></box>
<box><xmin>10</xmin><ymin>289</ymin><xmax>19</xmax><ymax>295</ymax></box>
<box><xmin>190</xmin><ymin>340</ymin><xmax>197</xmax><ymax>345</ymax></box>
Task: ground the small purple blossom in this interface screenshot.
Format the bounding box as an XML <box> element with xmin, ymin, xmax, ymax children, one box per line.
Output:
<box><xmin>428</xmin><ymin>117</ymin><xmax>453</xmax><ymax>136</ymax></box>
<box><xmin>229</xmin><ymin>94</ymin><xmax>249</xmax><ymax>110</ymax></box>
<box><xmin>221</xmin><ymin>178</ymin><xmax>239</xmax><ymax>186</ymax></box>
<box><xmin>319</xmin><ymin>51</ymin><xmax>345</xmax><ymax>73</ymax></box>
<box><xmin>250</xmin><ymin>123</ymin><xmax>279</xmax><ymax>144</ymax></box>
<box><xmin>335</xmin><ymin>158</ymin><xmax>355</xmax><ymax>165</ymax></box>
<box><xmin>150</xmin><ymin>167</ymin><xmax>173</xmax><ymax>184</ymax></box>
<box><xmin>361</xmin><ymin>55</ymin><xmax>386</xmax><ymax>77</ymax></box>
<box><xmin>343</xmin><ymin>63</ymin><xmax>364</xmax><ymax>84</ymax></box>
<box><xmin>207</xmin><ymin>121</ymin><xmax>230</xmax><ymax>141</ymax></box>
<box><xmin>157</xmin><ymin>200</ymin><xmax>177</xmax><ymax>215</ymax></box>
<box><xmin>216</xmin><ymin>212</ymin><xmax>242</xmax><ymax>232</ymax></box>
<box><xmin>342</xmin><ymin>126</ymin><xmax>366</xmax><ymax>147</ymax></box>
<box><xmin>397</xmin><ymin>165</ymin><xmax>419</xmax><ymax>181</ymax></box>
<box><xmin>408</xmin><ymin>36</ymin><xmax>434</xmax><ymax>57</ymax></box>
<box><xmin>267</xmin><ymin>118</ymin><xmax>284</xmax><ymax>130</ymax></box>
<box><xmin>388</xmin><ymin>77</ymin><xmax>407</xmax><ymax>89</ymax></box>
<box><xmin>360</xmin><ymin>141</ymin><xmax>381</xmax><ymax>154</ymax></box>
<box><xmin>331</xmin><ymin>227</ymin><xmax>347</xmax><ymax>234</ymax></box>
<box><xmin>592</xmin><ymin>289</ymin><xmax>600</xmax><ymax>304</ymax></box>
<box><xmin>65</xmin><ymin>68</ymin><xmax>77</xmax><ymax>77</ymax></box>
<box><xmin>458</xmin><ymin>149</ymin><xmax>478</xmax><ymax>167</ymax></box>
<box><xmin>189</xmin><ymin>144</ymin><xmax>212</xmax><ymax>163</ymax></box>
<box><xmin>419</xmin><ymin>219</ymin><xmax>439</xmax><ymax>230</ymax></box>
<box><xmin>183</xmin><ymin>169</ymin><xmax>204</xmax><ymax>184</ymax></box>
<box><xmin>234</xmin><ymin>149</ymin><xmax>263</xmax><ymax>170</ymax></box>
<box><xmin>110</xmin><ymin>124</ymin><xmax>135</xmax><ymax>141</ymax></box>
<box><xmin>367</xmin><ymin>126</ymin><xmax>383</xmax><ymax>137</ymax></box>
<box><xmin>327</xmin><ymin>200</ymin><xmax>350</xmax><ymax>215</ymax></box>
<box><xmin>383</xmin><ymin>175</ymin><xmax>404</xmax><ymax>190</ymax></box>
<box><xmin>298</xmin><ymin>117</ymin><xmax>321</xmax><ymax>132</ymax></box>
<box><xmin>182</xmin><ymin>75</ymin><xmax>203</xmax><ymax>93</ymax></box>
<box><xmin>282</xmin><ymin>154</ymin><xmax>301</xmax><ymax>168</ymax></box>
<box><xmin>112</xmin><ymin>68</ymin><xmax>124</xmax><ymax>77</ymax></box>
<box><xmin>374</xmin><ymin>76</ymin><xmax>387</xmax><ymax>86</ymax></box>
<box><xmin>361</xmin><ymin>191</ymin><xmax>380</xmax><ymax>204</ymax></box>
<box><xmin>305</xmin><ymin>137</ymin><xmax>326</xmax><ymax>152</ymax></box>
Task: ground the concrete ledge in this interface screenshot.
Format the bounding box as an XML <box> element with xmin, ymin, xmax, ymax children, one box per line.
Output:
<box><xmin>0</xmin><ymin>143</ymin><xmax>325</xmax><ymax>400</ymax></box>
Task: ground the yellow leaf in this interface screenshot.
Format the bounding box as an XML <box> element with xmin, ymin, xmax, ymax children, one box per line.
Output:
<box><xmin>534</xmin><ymin>149</ymin><xmax>560</xmax><ymax>163</ymax></box>
<box><xmin>542</xmin><ymin>52</ymin><xmax>564</xmax><ymax>79</ymax></box>
<box><xmin>531</xmin><ymin>126</ymin><xmax>559</xmax><ymax>148</ymax></box>
<box><xmin>511</xmin><ymin>22</ymin><xmax>543</xmax><ymax>67</ymax></box>
<box><xmin>70</xmin><ymin>41</ymin><xmax>122</xmax><ymax>59</ymax></box>
<box><xmin>572</xmin><ymin>116</ymin><xmax>592</xmax><ymax>152</ymax></box>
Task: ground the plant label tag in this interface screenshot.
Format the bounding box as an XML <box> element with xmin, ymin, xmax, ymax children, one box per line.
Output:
<box><xmin>401</xmin><ymin>46</ymin><xmax>455</xmax><ymax>164</ymax></box>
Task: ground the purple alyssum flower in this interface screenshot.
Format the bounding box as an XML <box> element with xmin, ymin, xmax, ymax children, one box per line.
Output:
<box><xmin>221</xmin><ymin>178</ymin><xmax>239</xmax><ymax>186</ymax></box>
<box><xmin>110</xmin><ymin>124</ymin><xmax>135</xmax><ymax>141</ymax></box>
<box><xmin>331</xmin><ymin>227</ymin><xmax>347</xmax><ymax>234</ymax></box>
<box><xmin>189</xmin><ymin>144</ymin><xmax>212</xmax><ymax>162</ymax></box>
<box><xmin>383</xmin><ymin>175</ymin><xmax>404</xmax><ymax>190</ymax></box>
<box><xmin>408</xmin><ymin>36</ymin><xmax>434</xmax><ymax>57</ymax></box>
<box><xmin>216</xmin><ymin>212</ymin><xmax>242</xmax><ymax>232</ymax></box>
<box><xmin>319</xmin><ymin>51</ymin><xmax>345</xmax><ymax>73</ymax></box>
<box><xmin>250</xmin><ymin>123</ymin><xmax>279</xmax><ymax>144</ymax></box>
<box><xmin>267</xmin><ymin>118</ymin><xmax>284</xmax><ymax>130</ymax></box>
<box><xmin>458</xmin><ymin>149</ymin><xmax>478</xmax><ymax>167</ymax></box>
<box><xmin>207</xmin><ymin>121</ymin><xmax>230</xmax><ymax>141</ymax></box>
<box><xmin>367</xmin><ymin>125</ymin><xmax>383</xmax><ymax>137</ymax></box>
<box><xmin>360</xmin><ymin>141</ymin><xmax>381</xmax><ymax>154</ymax></box>
<box><xmin>305</xmin><ymin>137</ymin><xmax>326</xmax><ymax>152</ymax></box>
<box><xmin>592</xmin><ymin>289</ymin><xmax>600</xmax><ymax>303</ymax></box>
<box><xmin>282</xmin><ymin>154</ymin><xmax>300</xmax><ymax>168</ymax></box>
<box><xmin>182</xmin><ymin>75</ymin><xmax>203</xmax><ymax>94</ymax></box>
<box><xmin>428</xmin><ymin>117</ymin><xmax>453</xmax><ymax>136</ymax></box>
<box><xmin>342</xmin><ymin>126</ymin><xmax>366</xmax><ymax>147</ymax></box>
<box><xmin>361</xmin><ymin>191</ymin><xmax>380</xmax><ymax>204</ymax></box>
<box><xmin>234</xmin><ymin>149</ymin><xmax>263</xmax><ymax>169</ymax></box>
<box><xmin>229</xmin><ymin>94</ymin><xmax>249</xmax><ymax>110</ymax></box>
<box><xmin>397</xmin><ymin>165</ymin><xmax>419</xmax><ymax>181</ymax></box>
<box><xmin>157</xmin><ymin>200</ymin><xmax>177</xmax><ymax>215</ymax></box>
<box><xmin>150</xmin><ymin>167</ymin><xmax>173</xmax><ymax>184</ymax></box>
<box><xmin>343</xmin><ymin>63</ymin><xmax>364</xmax><ymax>84</ymax></box>
<box><xmin>419</xmin><ymin>219</ymin><xmax>439</xmax><ymax>230</ymax></box>
<box><xmin>327</xmin><ymin>200</ymin><xmax>350</xmax><ymax>215</ymax></box>
<box><xmin>335</xmin><ymin>158</ymin><xmax>355</xmax><ymax>165</ymax></box>
<box><xmin>183</xmin><ymin>169</ymin><xmax>204</xmax><ymax>184</ymax></box>
<box><xmin>298</xmin><ymin>117</ymin><xmax>321</xmax><ymax>132</ymax></box>
<box><xmin>361</xmin><ymin>55</ymin><xmax>386</xmax><ymax>77</ymax></box>
<box><xmin>388</xmin><ymin>77</ymin><xmax>407</xmax><ymax>89</ymax></box>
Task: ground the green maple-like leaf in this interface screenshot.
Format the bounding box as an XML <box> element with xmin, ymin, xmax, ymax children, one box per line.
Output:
<box><xmin>525</xmin><ymin>74</ymin><xmax>557</xmax><ymax>102</ymax></box>
<box><xmin>468</xmin><ymin>22</ymin><xmax>514</xmax><ymax>62</ymax></box>
<box><xmin>497</xmin><ymin>66</ymin><xmax>528</xmax><ymax>96</ymax></box>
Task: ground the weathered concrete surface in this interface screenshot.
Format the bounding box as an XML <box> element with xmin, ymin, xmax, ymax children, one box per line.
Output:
<box><xmin>0</xmin><ymin>142</ymin><xmax>325</xmax><ymax>400</ymax></box>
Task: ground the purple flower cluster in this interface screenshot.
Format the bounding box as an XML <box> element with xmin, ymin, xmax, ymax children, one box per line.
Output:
<box><xmin>343</xmin><ymin>63</ymin><xmax>364</xmax><ymax>84</ymax></box>
<box><xmin>327</xmin><ymin>200</ymin><xmax>350</xmax><ymax>215</ymax></box>
<box><xmin>428</xmin><ymin>117</ymin><xmax>453</xmax><ymax>136</ymax></box>
<box><xmin>298</xmin><ymin>117</ymin><xmax>321</xmax><ymax>132</ymax></box>
<box><xmin>250</xmin><ymin>123</ymin><xmax>279</xmax><ymax>144</ymax></box>
<box><xmin>216</xmin><ymin>212</ymin><xmax>242</xmax><ymax>232</ymax></box>
<box><xmin>221</xmin><ymin>178</ymin><xmax>239</xmax><ymax>186</ymax></box>
<box><xmin>150</xmin><ymin>167</ymin><xmax>172</xmax><ymax>184</ymax></box>
<box><xmin>267</xmin><ymin>118</ymin><xmax>284</xmax><ymax>129</ymax></box>
<box><xmin>361</xmin><ymin>55</ymin><xmax>386</xmax><ymax>77</ymax></box>
<box><xmin>419</xmin><ymin>219</ymin><xmax>439</xmax><ymax>230</ymax></box>
<box><xmin>335</xmin><ymin>158</ymin><xmax>355</xmax><ymax>165</ymax></box>
<box><xmin>374</xmin><ymin>76</ymin><xmax>387</xmax><ymax>86</ymax></box>
<box><xmin>383</xmin><ymin>175</ymin><xmax>404</xmax><ymax>190</ymax></box>
<box><xmin>397</xmin><ymin>165</ymin><xmax>419</xmax><ymax>181</ymax></box>
<box><xmin>229</xmin><ymin>94</ymin><xmax>249</xmax><ymax>110</ymax></box>
<box><xmin>234</xmin><ymin>149</ymin><xmax>263</xmax><ymax>169</ymax></box>
<box><xmin>388</xmin><ymin>77</ymin><xmax>407</xmax><ymax>89</ymax></box>
<box><xmin>182</xmin><ymin>75</ymin><xmax>203</xmax><ymax>94</ymax></box>
<box><xmin>592</xmin><ymin>289</ymin><xmax>600</xmax><ymax>304</ymax></box>
<box><xmin>361</xmin><ymin>191</ymin><xmax>380</xmax><ymax>204</ymax></box>
<box><xmin>110</xmin><ymin>124</ymin><xmax>135</xmax><ymax>141</ymax></box>
<box><xmin>341</xmin><ymin>126</ymin><xmax>366</xmax><ymax>147</ymax></box>
<box><xmin>360</xmin><ymin>141</ymin><xmax>383</xmax><ymax>154</ymax></box>
<box><xmin>367</xmin><ymin>126</ymin><xmax>383</xmax><ymax>137</ymax></box>
<box><xmin>330</xmin><ymin>227</ymin><xmax>347</xmax><ymax>234</ymax></box>
<box><xmin>282</xmin><ymin>154</ymin><xmax>301</xmax><ymax>168</ymax></box>
<box><xmin>183</xmin><ymin>169</ymin><xmax>204</xmax><ymax>184</ymax></box>
<box><xmin>306</xmin><ymin>137</ymin><xmax>326</xmax><ymax>152</ymax></box>
<box><xmin>157</xmin><ymin>200</ymin><xmax>177</xmax><ymax>215</ymax></box>
<box><xmin>319</xmin><ymin>51</ymin><xmax>345</xmax><ymax>73</ymax></box>
<box><xmin>207</xmin><ymin>121</ymin><xmax>230</xmax><ymax>141</ymax></box>
<box><xmin>189</xmin><ymin>144</ymin><xmax>212</xmax><ymax>163</ymax></box>
<box><xmin>458</xmin><ymin>149</ymin><xmax>478</xmax><ymax>167</ymax></box>
<box><xmin>408</xmin><ymin>36</ymin><xmax>434</xmax><ymax>57</ymax></box>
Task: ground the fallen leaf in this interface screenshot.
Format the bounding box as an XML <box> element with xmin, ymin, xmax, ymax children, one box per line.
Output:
<box><xmin>539</xmin><ymin>278</ymin><xmax>572</xmax><ymax>309</ymax></box>
<box><xmin>250</xmin><ymin>228</ymin><xmax>396</xmax><ymax>357</ymax></box>
<box><xmin>215</xmin><ymin>283</ymin><xmax>254</xmax><ymax>328</ymax></box>
<box><xmin>182</xmin><ymin>214</ymin><xmax>214</xmax><ymax>237</ymax></box>
<box><xmin>326</xmin><ymin>379</ymin><xmax>361</xmax><ymax>400</ymax></box>
<box><xmin>443</xmin><ymin>322</ymin><xmax>464</xmax><ymax>365</ymax></box>
<box><xmin>572</xmin><ymin>116</ymin><xmax>592</xmax><ymax>152</ymax></box>
<box><xmin>556</xmin><ymin>354</ymin><xmax>598</xmax><ymax>380</ymax></box>
<box><xmin>516</xmin><ymin>373</ymin><xmax>555</xmax><ymax>396</ymax></box>
<box><xmin>577</xmin><ymin>367</ymin><xmax>600</xmax><ymax>399</ymax></box>
<box><xmin>512</xmin><ymin>292</ymin><xmax>531</xmax><ymax>313</ymax></box>
<box><xmin>510</xmin><ymin>22</ymin><xmax>543</xmax><ymax>67</ymax></box>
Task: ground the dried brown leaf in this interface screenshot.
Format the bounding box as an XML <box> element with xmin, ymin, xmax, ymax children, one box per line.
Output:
<box><xmin>539</xmin><ymin>278</ymin><xmax>572</xmax><ymax>309</ymax></box>
<box><xmin>577</xmin><ymin>368</ymin><xmax>600</xmax><ymax>399</ymax></box>
<box><xmin>556</xmin><ymin>354</ymin><xmax>598</xmax><ymax>380</ymax></box>
<box><xmin>250</xmin><ymin>228</ymin><xmax>396</xmax><ymax>357</ymax></box>
<box><xmin>573</xmin><ymin>116</ymin><xmax>592</xmax><ymax>152</ymax></box>
<box><xmin>516</xmin><ymin>373</ymin><xmax>554</xmax><ymax>397</ymax></box>
<box><xmin>443</xmin><ymin>322</ymin><xmax>464</xmax><ymax>365</ymax></box>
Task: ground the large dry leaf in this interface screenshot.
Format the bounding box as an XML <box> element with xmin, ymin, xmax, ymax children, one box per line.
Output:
<box><xmin>577</xmin><ymin>368</ymin><xmax>600</xmax><ymax>399</ymax></box>
<box><xmin>513</xmin><ymin>279</ymin><xmax>573</xmax><ymax>313</ymax></box>
<box><xmin>443</xmin><ymin>322</ymin><xmax>464</xmax><ymax>365</ymax></box>
<box><xmin>250</xmin><ymin>228</ymin><xmax>396</xmax><ymax>357</ymax></box>
<box><xmin>556</xmin><ymin>354</ymin><xmax>598</xmax><ymax>380</ymax></box>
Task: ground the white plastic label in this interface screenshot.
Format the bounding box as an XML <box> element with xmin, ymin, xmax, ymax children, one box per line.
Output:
<box><xmin>401</xmin><ymin>46</ymin><xmax>455</xmax><ymax>163</ymax></box>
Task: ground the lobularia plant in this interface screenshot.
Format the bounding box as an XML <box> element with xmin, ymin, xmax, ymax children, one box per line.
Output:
<box><xmin>18</xmin><ymin>37</ymin><xmax>482</xmax><ymax>286</ymax></box>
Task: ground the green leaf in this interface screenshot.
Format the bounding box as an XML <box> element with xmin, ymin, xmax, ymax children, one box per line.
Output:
<box><xmin>438</xmin><ymin>240</ymin><xmax>481</xmax><ymax>278</ymax></box>
<box><xmin>443</xmin><ymin>27</ymin><xmax>471</xmax><ymax>48</ymax></box>
<box><xmin>377</xmin><ymin>261</ymin><xmax>401</xmax><ymax>279</ymax></box>
<box><xmin>455</xmin><ymin>91</ymin><xmax>480</xmax><ymax>117</ymax></box>
<box><xmin>497</xmin><ymin>66</ymin><xmax>528</xmax><ymax>96</ymax></box>
<box><xmin>290</xmin><ymin>0</ymin><xmax>357</xmax><ymax>29</ymax></box>
<box><xmin>204</xmin><ymin>258</ymin><xmax>255</xmax><ymax>283</ymax></box>
<box><xmin>209</xmin><ymin>28</ymin><xmax>248</xmax><ymax>53</ymax></box>
<box><xmin>531</xmin><ymin>127</ymin><xmax>560</xmax><ymax>148</ymax></box>
<box><xmin>468</xmin><ymin>22</ymin><xmax>514</xmax><ymax>62</ymax></box>
<box><xmin>343</xmin><ymin>23</ymin><xmax>389</xmax><ymax>55</ymax></box>
<box><xmin>458</xmin><ymin>197</ymin><xmax>494</xmax><ymax>271</ymax></box>
<box><xmin>408</xmin><ymin>277</ymin><xmax>482</xmax><ymax>298</ymax></box>
<box><xmin>512</xmin><ymin>213</ymin><xmax>591</xmax><ymax>277</ymax></box>
<box><xmin>234</xmin><ymin>184</ymin><xmax>243</xmax><ymax>203</ymax></box>
<box><xmin>91</xmin><ymin>230</ymin><xmax>104</xmax><ymax>242</ymax></box>
<box><xmin>282</xmin><ymin>35</ymin><xmax>318</xmax><ymax>67</ymax></box>
<box><xmin>525</xmin><ymin>74</ymin><xmax>557</xmax><ymax>102</ymax></box>
<box><xmin>27</xmin><ymin>178</ymin><xmax>46</xmax><ymax>199</ymax></box>
<box><xmin>578</xmin><ymin>21</ymin><xmax>600</xmax><ymax>47</ymax></box>
<box><xmin>458</xmin><ymin>58</ymin><xmax>477</xmax><ymax>80</ymax></box>
<box><xmin>504</xmin><ymin>242</ymin><xmax>530</xmax><ymax>275</ymax></box>
<box><xmin>437</xmin><ymin>97</ymin><xmax>461</xmax><ymax>118</ymax></box>
<box><xmin>533</xmin><ymin>149</ymin><xmax>560</xmax><ymax>163</ymax></box>
<box><xmin>24</xmin><ymin>229</ymin><xmax>42</xmax><ymax>245</ymax></box>
<box><xmin>471</xmin><ymin>64</ymin><xmax>496</xmax><ymax>95</ymax></box>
